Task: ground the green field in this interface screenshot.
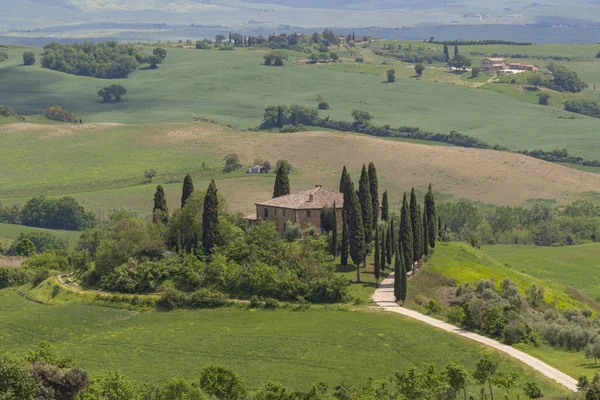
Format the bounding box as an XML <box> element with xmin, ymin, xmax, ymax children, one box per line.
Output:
<box><xmin>481</xmin><ymin>244</ymin><xmax>600</xmax><ymax>300</ymax></box>
<box><xmin>0</xmin><ymin>288</ymin><xmax>569</xmax><ymax>396</ymax></box>
<box><xmin>2</xmin><ymin>44</ymin><xmax>600</xmax><ymax>160</ymax></box>
<box><xmin>0</xmin><ymin>222</ymin><xmax>81</xmax><ymax>249</ymax></box>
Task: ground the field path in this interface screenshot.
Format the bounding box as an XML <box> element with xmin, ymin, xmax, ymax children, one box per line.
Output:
<box><xmin>372</xmin><ymin>273</ymin><xmax>578</xmax><ymax>392</ymax></box>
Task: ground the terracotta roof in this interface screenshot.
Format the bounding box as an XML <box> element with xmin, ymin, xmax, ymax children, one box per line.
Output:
<box><xmin>256</xmin><ymin>186</ymin><xmax>344</xmax><ymax>210</ymax></box>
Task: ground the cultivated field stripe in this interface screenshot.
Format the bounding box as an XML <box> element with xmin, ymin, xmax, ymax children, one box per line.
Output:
<box><xmin>372</xmin><ymin>274</ymin><xmax>578</xmax><ymax>392</ymax></box>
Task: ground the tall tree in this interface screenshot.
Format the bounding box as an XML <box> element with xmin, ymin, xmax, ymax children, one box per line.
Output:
<box><xmin>380</xmin><ymin>221</ymin><xmax>387</xmax><ymax>270</ymax></box>
<box><xmin>273</xmin><ymin>165</ymin><xmax>290</xmax><ymax>198</ymax></box>
<box><xmin>438</xmin><ymin>215</ymin><xmax>443</xmax><ymax>241</ymax></box>
<box><xmin>341</xmin><ymin>208</ymin><xmax>349</xmax><ymax>266</ymax></box>
<box><xmin>152</xmin><ymin>185</ymin><xmax>168</xmax><ymax>224</ymax></box>
<box><xmin>454</xmin><ymin>44</ymin><xmax>459</xmax><ymax>56</ymax></box>
<box><xmin>276</xmin><ymin>106</ymin><xmax>284</xmax><ymax>129</ymax></box>
<box><xmin>398</xmin><ymin>193</ymin><xmax>413</xmax><ymax>272</ymax></box>
<box><xmin>423</xmin><ymin>209</ymin><xmax>430</xmax><ymax>256</ymax></box>
<box><xmin>181</xmin><ymin>174</ymin><xmax>194</xmax><ymax>208</ymax></box>
<box><xmin>331</xmin><ymin>202</ymin><xmax>338</xmax><ymax>258</ymax></box>
<box><xmin>381</xmin><ymin>190</ymin><xmax>389</xmax><ymax>221</ymax></box>
<box><xmin>399</xmin><ymin>242</ymin><xmax>408</xmax><ymax>305</ymax></box>
<box><xmin>394</xmin><ymin>244</ymin><xmax>401</xmax><ymax>301</ymax></box>
<box><xmin>339</xmin><ymin>166</ymin><xmax>349</xmax><ymax>193</ymax></box>
<box><xmin>417</xmin><ymin>204</ymin><xmax>424</xmax><ymax>260</ymax></box>
<box><xmin>425</xmin><ymin>184</ymin><xmax>437</xmax><ymax>249</ymax></box>
<box><xmin>202</xmin><ymin>180</ymin><xmax>220</xmax><ymax>252</ymax></box>
<box><xmin>374</xmin><ymin>225</ymin><xmax>381</xmax><ymax>283</ymax></box>
<box><xmin>443</xmin><ymin>43</ymin><xmax>450</xmax><ymax>63</ymax></box>
<box><xmin>358</xmin><ymin>165</ymin><xmax>373</xmax><ymax>244</ymax></box>
<box><xmin>386</xmin><ymin>219</ymin><xmax>393</xmax><ymax>266</ymax></box>
<box><xmin>368</xmin><ymin>162</ymin><xmax>379</xmax><ymax>226</ymax></box>
<box><xmin>409</xmin><ymin>188</ymin><xmax>422</xmax><ymax>267</ymax></box>
<box><xmin>345</xmin><ymin>178</ymin><xmax>365</xmax><ymax>281</ymax></box>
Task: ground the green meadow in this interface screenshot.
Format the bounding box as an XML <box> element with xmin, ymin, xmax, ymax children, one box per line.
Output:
<box><xmin>0</xmin><ymin>289</ymin><xmax>569</xmax><ymax>397</ymax></box>
<box><xmin>2</xmin><ymin>44</ymin><xmax>600</xmax><ymax>159</ymax></box>
<box><xmin>0</xmin><ymin>222</ymin><xmax>81</xmax><ymax>249</ymax></box>
<box><xmin>482</xmin><ymin>244</ymin><xmax>600</xmax><ymax>300</ymax></box>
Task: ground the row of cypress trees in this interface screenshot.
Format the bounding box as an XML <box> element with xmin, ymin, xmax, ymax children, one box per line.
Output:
<box><xmin>151</xmin><ymin>174</ymin><xmax>221</xmax><ymax>253</ymax></box>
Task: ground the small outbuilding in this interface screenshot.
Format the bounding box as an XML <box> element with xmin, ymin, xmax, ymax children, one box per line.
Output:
<box><xmin>247</xmin><ymin>165</ymin><xmax>265</xmax><ymax>174</ymax></box>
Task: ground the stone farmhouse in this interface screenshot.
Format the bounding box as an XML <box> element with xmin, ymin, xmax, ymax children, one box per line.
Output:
<box><xmin>247</xmin><ymin>185</ymin><xmax>344</xmax><ymax>234</ymax></box>
<box><xmin>480</xmin><ymin>57</ymin><xmax>538</xmax><ymax>73</ymax></box>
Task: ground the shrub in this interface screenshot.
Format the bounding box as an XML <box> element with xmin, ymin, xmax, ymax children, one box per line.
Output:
<box><xmin>537</xmin><ymin>92</ymin><xmax>551</xmax><ymax>106</ymax></box>
<box><xmin>355</xmin><ymin>57</ymin><xmax>364</xmax><ymax>63</ymax></box>
<box><xmin>446</xmin><ymin>306</ymin><xmax>466</xmax><ymax>324</ymax></box>
<box><xmin>13</xmin><ymin>237</ymin><xmax>36</xmax><ymax>256</ymax></box>
<box><xmin>7</xmin><ymin>232</ymin><xmax>67</xmax><ymax>254</ymax></box>
<box><xmin>0</xmin><ymin>104</ymin><xmax>17</xmax><ymax>117</ymax></box>
<box><xmin>283</xmin><ymin>221</ymin><xmax>302</xmax><ymax>242</ymax></box>
<box><xmin>0</xmin><ymin>267</ymin><xmax>30</xmax><ymax>288</ymax></box>
<box><xmin>22</xmin><ymin>51</ymin><xmax>35</xmax><ymax>65</ymax></box>
<box><xmin>20</xmin><ymin>195</ymin><xmax>95</xmax><ymax>230</ymax></box>
<box><xmin>317</xmin><ymin>101</ymin><xmax>330</xmax><ymax>110</ymax></box>
<box><xmin>44</xmin><ymin>105</ymin><xmax>78</xmax><ymax>123</ymax></box>
<box><xmin>564</xmin><ymin>99</ymin><xmax>600</xmax><ymax>118</ymax></box>
<box><xmin>199</xmin><ymin>364</ymin><xmax>246</xmax><ymax>400</ymax></box>
<box><xmin>425</xmin><ymin>299</ymin><xmax>443</xmax><ymax>314</ymax></box>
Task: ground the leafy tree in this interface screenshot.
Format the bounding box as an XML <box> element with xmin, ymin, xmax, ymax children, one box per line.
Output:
<box><xmin>398</xmin><ymin>193</ymin><xmax>413</xmax><ymax>272</ymax></box>
<box><xmin>445</xmin><ymin>362</ymin><xmax>469</xmax><ymax>400</ymax></box>
<box><xmin>472</xmin><ymin>354</ymin><xmax>499</xmax><ymax>400</ymax></box>
<box><xmin>450</xmin><ymin>54</ymin><xmax>471</xmax><ymax>70</ymax></box>
<box><xmin>358</xmin><ymin>165</ymin><xmax>373</xmax><ymax>244</ymax></box>
<box><xmin>381</xmin><ymin>190</ymin><xmax>389</xmax><ymax>221</ymax></box>
<box><xmin>97</xmin><ymin>84</ymin><xmax>127</xmax><ymax>102</ymax></box>
<box><xmin>152</xmin><ymin>47</ymin><xmax>167</xmax><ymax>63</ymax></box>
<box><xmin>272</xmin><ymin>164</ymin><xmax>290</xmax><ymax>198</ymax></box>
<box><xmin>202</xmin><ymin>180</ymin><xmax>221</xmax><ymax>252</ymax></box>
<box><xmin>414</xmin><ymin>63</ymin><xmax>425</xmax><ymax>76</ymax></box>
<box><xmin>537</xmin><ymin>92</ymin><xmax>551</xmax><ymax>105</ymax></box>
<box><xmin>181</xmin><ymin>174</ymin><xmax>194</xmax><ymax>208</ymax></box>
<box><xmin>374</xmin><ymin>225</ymin><xmax>381</xmax><ymax>282</ymax></box>
<box><xmin>331</xmin><ymin>202</ymin><xmax>338</xmax><ymax>257</ymax></box>
<box><xmin>547</xmin><ymin>62</ymin><xmax>587</xmax><ymax>92</ymax></box>
<box><xmin>14</xmin><ymin>237</ymin><xmax>36</xmax><ymax>256</ymax></box>
<box><xmin>20</xmin><ymin>196</ymin><xmax>95</xmax><ymax>231</ymax></box>
<box><xmin>215</xmin><ymin>34</ymin><xmax>226</xmax><ymax>43</ymax></box>
<box><xmin>264</xmin><ymin>52</ymin><xmax>288</xmax><ymax>66</ymax></box>
<box><xmin>585</xmin><ymin>342</ymin><xmax>600</xmax><ymax>364</ymax></box>
<box><xmin>387</xmin><ymin>69</ymin><xmax>396</xmax><ymax>82</ymax></box>
<box><xmin>493</xmin><ymin>371</ymin><xmax>518</xmax><ymax>400</ymax></box>
<box><xmin>153</xmin><ymin>185</ymin><xmax>169</xmax><ymax>224</ymax></box>
<box><xmin>409</xmin><ymin>188</ymin><xmax>422</xmax><ymax>266</ymax></box>
<box><xmin>199</xmin><ymin>364</ymin><xmax>246</xmax><ymax>400</ymax></box>
<box><xmin>351</xmin><ymin>109</ymin><xmax>372</xmax><ymax>129</ymax></box>
<box><xmin>471</xmin><ymin>66</ymin><xmax>480</xmax><ymax>77</ymax></box>
<box><xmin>0</xmin><ymin>356</ymin><xmax>37</xmax><ymax>399</ymax></box>
<box><xmin>318</xmin><ymin>100</ymin><xmax>329</xmax><ymax>110</ymax></box>
<box><xmin>527</xmin><ymin>73</ymin><xmax>549</xmax><ymax>88</ymax></box>
<box><xmin>22</xmin><ymin>52</ymin><xmax>35</xmax><ymax>66</ymax></box>
<box><xmin>144</xmin><ymin>169</ymin><xmax>157</xmax><ymax>183</ymax></box>
<box><xmin>7</xmin><ymin>232</ymin><xmax>66</xmax><ymax>254</ymax></box>
<box><xmin>223</xmin><ymin>154</ymin><xmax>242</xmax><ymax>173</ymax></box>
<box><xmin>330</xmin><ymin>52</ymin><xmax>339</xmax><ymax>62</ymax></box>
<box><xmin>523</xmin><ymin>381</ymin><xmax>543</xmax><ymax>399</ymax></box>
<box><xmin>424</xmin><ymin>184</ymin><xmax>437</xmax><ymax>249</ymax></box>
<box><xmin>0</xmin><ymin>51</ymin><xmax>7</xmax><ymax>62</ymax></box>
<box><xmin>79</xmin><ymin>370</ymin><xmax>137</xmax><ymax>400</ymax></box>
<box><xmin>578</xmin><ymin>375</ymin><xmax>590</xmax><ymax>392</ymax></box>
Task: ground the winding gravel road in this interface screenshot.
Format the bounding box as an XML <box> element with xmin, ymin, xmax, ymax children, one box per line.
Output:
<box><xmin>372</xmin><ymin>274</ymin><xmax>578</xmax><ymax>392</ymax></box>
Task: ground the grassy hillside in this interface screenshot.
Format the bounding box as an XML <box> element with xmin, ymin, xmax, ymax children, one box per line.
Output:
<box><xmin>0</xmin><ymin>289</ymin><xmax>569</xmax><ymax>396</ymax></box>
<box><xmin>481</xmin><ymin>244</ymin><xmax>600</xmax><ymax>301</ymax></box>
<box><xmin>0</xmin><ymin>222</ymin><xmax>81</xmax><ymax>249</ymax></box>
<box><xmin>1</xmin><ymin>122</ymin><xmax>599</xmax><ymax>215</ymax></box>
<box><xmin>2</xmin><ymin>45</ymin><xmax>600</xmax><ymax>159</ymax></box>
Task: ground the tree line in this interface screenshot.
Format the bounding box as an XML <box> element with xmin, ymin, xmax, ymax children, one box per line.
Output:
<box><xmin>0</xmin><ymin>340</ymin><xmax>558</xmax><ymax>400</ymax></box>
<box><xmin>40</xmin><ymin>42</ymin><xmax>167</xmax><ymax>79</ymax></box>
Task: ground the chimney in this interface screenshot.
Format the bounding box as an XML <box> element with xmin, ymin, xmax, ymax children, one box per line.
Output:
<box><xmin>308</xmin><ymin>194</ymin><xmax>314</xmax><ymax>202</ymax></box>
<box><xmin>315</xmin><ymin>185</ymin><xmax>322</xmax><ymax>188</ymax></box>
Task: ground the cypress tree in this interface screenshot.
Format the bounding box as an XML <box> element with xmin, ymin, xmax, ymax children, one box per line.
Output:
<box><xmin>202</xmin><ymin>180</ymin><xmax>220</xmax><ymax>252</ymax></box>
<box><xmin>152</xmin><ymin>185</ymin><xmax>168</xmax><ymax>224</ymax></box>
<box><xmin>386</xmin><ymin>219</ymin><xmax>393</xmax><ymax>266</ymax></box>
<box><xmin>380</xmin><ymin>221</ymin><xmax>387</xmax><ymax>270</ymax></box>
<box><xmin>398</xmin><ymin>193</ymin><xmax>413</xmax><ymax>272</ymax></box>
<box><xmin>374</xmin><ymin>224</ymin><xmax>381</xmax><ymax>283</ymax></box>
<box><xmin>368</xmin><ymin>162</ymin><xmax>379</xmax><ymax>226</ymax></box>
<box><xmin>425</xmin><ymin>184</ymin><xmax>437</xmax><ymax>249</ymax></box>
<box><xmin>346</xmin><ymin>179</ymin><xmax>365</xmax><ymax>282</ymax></box>
<box><xmin>438</xmin><ymin>215</ymin><xmax>443</xmax><ymax>241</ymax></box>
<box><xmin>423</xmin><ymin>210</ymin><xmax>429</xmax><ymax>256</ymax></box>
<box><xmin>273</xmin><ymin>165</ymin><xmax>290</xmax><ymax>198</ymax></box>
<box><xmin>454</xmin><ymin>44</ymin><xmax>459</xmax><ymax>56</ymax></box>
<box><xmin>409</xmin><ymin>188</ymin><xmax>422</xmax><ymax>266</ymax></box>
<box><xmin>417</xmin><ymin>204</ymin><xmax>424</xmax><ymax>261</ymax></box>
<box><xmin>181</xmin><ymin>174</ymin><xmax>194</xmax><ymax>208</ymax></box>
<box><xmin>276</xmin><ymin>106</ymin><xmax>284</xmax><ymax>129</ymax></box>
<box><xmin>443</xmin><ymin>43</ymin><xmax>450</xmax><ymax>63</ymax></box>
<box><xmin>331</xmin><ymin>202</ymin><xmax>338</xmax><ymax>258</ymax></box>
<box><xmin>358</xmin><ymin>165</ymin><xmax>373</xmax><ymax>243</ymax></box>
<box><xmin>399</xmin><ymin>243</ymin><xmax>408</xmax><ymax>305</ymax></box>
<box><xmin>341</xmin><ymin>208</ymin><xmax>349</xmax><ymax>266</ymax></box>
<box><xmin>394</xmin><ymin>244</ymin><xmax>401</xmax><ymax>301</ymax></box>
<box><xmin>381</xmin><ymin>190</ymin><xmax>389</xmax><ymax>221</ymax></box>
<box><xmin>339</xmin><ymin>166</ymin><xmax>348</xmax><ymax>193</ymax></box>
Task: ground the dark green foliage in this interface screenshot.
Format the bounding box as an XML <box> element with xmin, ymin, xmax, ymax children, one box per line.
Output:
<box><xmin>0</xmin><ymin>104</ymin><xmax>17</xmax><ymax>117</ymax></box>
<box><xmin>341</xmin><ymin>208</ymin><xmax>349</xmax><ymax>266</ymax></box>
<box><xmin>351</xmin><ymin>109</ymin><xmax>373</xmax><ymax>129</ymax></box>
<box><xmin>144</xmin><ymin>169</ymin><xmax>157</xmax><ymax>183</ymax></box>
<box><xmin>443</xmin><ymin>43</ymin><xmax>450</xmax><ymax>62</ymax></box>
<box><xmin>20</xmin><ymin>195</ymin><xmax>95</xmax><ymax>230</ymax></box>
<box><xmin>454</xmin><ymin>44</ymin><xmax>459</xmax><ymax>56</ymax></box>
<box><xmin>320</xmin><ymin>207</ymin><xmax>336</xmax><ymax>234</ymax></box>
<box><xmin>537</xmin><ymin>92</ymin><xmax>551</xmax><ymax>105</ymax></box>
<box><xmin>181</xmin><ymin>174</ymin><xmax>195</xmax><ymax>208</ymax></box>
<box><xmin>0</xmin><ymin>356</ymin><xmax>38</xmax><ymax>399</ymax></box>
<box><xmin>344</xmin><ymin>178</ymin><xmax>365</xmax><ymax>279</ymax></box>
<box><xmin>22</xmin><ymin>51</ymin><xmax>35</xmax><ymax>65</ymax></box>
<box><xmin>274</xmin><ymin>160</ymin><xmax>292</xmax><ymax>175</ymax></box>
<box><xmin>339</xmin><ymin>166</ymin><xmax>348</xmax><ymax>193</ymax></box>
<box><xmin>44</xmin><ymin>105</ymin><xmax>78</xmax><ymax>123</ymax></box>
<box><xmin>330</xmin><ymin>202</ymin><xmax>338</xmax><ymax>257</ymax></box>
<box><xmin>149</xmin><ymin>47</ymin><xmax>168</xmax><ymax>69</ymax></box>
<box><xmin>523</xmin><ymin>380</ymin><xmax>544</xmax><ymax>399</ymax></box>
<box><xmin>7</xmin><ymin>232</ymin><xmax>66</xmax><ymax>255</ymax></box>
<box><xmin>380</xmin><ymin>222</ymin><xmax>387</xmax><ymax>270</ymax></box>
<box><xmin>473</xmin><ymin>354</ymin><xmax>499</xmax><ymax>400</ymax></box>
<box><xmin>222</xmin><ymin>154</ymin><xmax>242</xmax><ymax>173</ymax></box>
<box><xmin>13</xmin><ymin>237</ymin><xmax>36</xmax><ymax>256</ymax></box>
<box><xmin>41</xmin><ymin>41</ymin><xmax>146</xmax><ymax>79</ymax></box>
<box><xmin>358</xmin><ymin>165</ymin><xmax>373</xmax><ymax>243</ymax></box>
<box><xmin>152</xmin><ymin>185</ymin><xmax>168</xmax><ymax>224</ymax></box>
<box><xmin>199</xmin><ymin>364</ymin><xmax>246</xmax><ymax>400</ymax></box>
<box><xmin>394</xmin><ymin>244</ymin><xmax>401</xmax><ymax>301</ymax></box>
<box><xmin>157</xmin><ymin>288</ymin><xmax>229</xmax><ymax>310</ymax></box>
<box><xmin>398</xmin><ymin>193</ymin><xmax>413</xmax><ymax>272</ymax></box>
<box><xmin>409</xmin><ymin>188</ymin><xmax>422</xmax><ymax>264</ymax></box>
<box><xmin>414</xmin><ymin>63</ymin><xmax>425</xmax><ymax>76</ymax></box>
<box><xmin>260</xmin><ymin>104</ymin><xmax>319</xmax><ymax>129</ymax></box>
<box><xmin>386</xmin><ymin>219</ymin><xmax>393</xmax><ymax>266</ymax></box>
<box><xmin>546</xmin><ymin>62</ymin><xmax>587</xmax><ymax>93</ymax></box>
<box><xmin>425</xmin><ymin>184</ymin><xmax>437</xmax><ymax>249</ymax></box>
<box><xmin>449</xmin><ymin>54</ymin><xmax>472</xmax><ymax>70</ymax></box>
<box><xmin>273</xmin><ymin>165</ymin><xmax>290</xmax><ymax>198</ymax></box>
<box><xmin>0</xmin><ymin>267</ymin><xmax>30</xmax><ymax>289</ymax></box>
<box><xmin>399</xmin><ymin>243</ymin><xmax>407</xmax><ymax>304</ymax></box>
<box><xmin>381</xmin><ymin>190</ymin><xmax>389</xmax><ymax>221</ymax></box>
<box><xmin>386</xmin><ymin>69</ymin><xmax>396</xmax><ymax>82</ymax></box>
<box><xmin>97</xmin><ymin>84</ymin><xmax>127</xmax><ymax>102</ymax></box>
<box><xmin>423</xmin><ymin>208</ymin><xmax>429</xmax><ymax>256</ymax></box>
<box><xmin>368</xmin><ymin>163</ymin><xmax>379</xmax><ymax>227</ymax></box>
<box><xmin>263</xmin><ymin>51</ymin><xmax>288</xmax><ymax>66</ymax></box>
<box><xmin>374</xmin><ymin>225</ymin><xmax>381</xmax><ymax>282</ymax></box>
<box><xmin>0</xmin><ymin>50</ymin><xmax>7</xmax><ymax>62</ymax></box>
<box><xmin>202</xmin><ymin>180</ymin><xmax>220</xmax><ymax>252</ymax></box>
<box><xmin>564</xmin><ymin>99</ymin><xmax>600</xmax><ymax>118</ymax></box>
<box><xmin>471</xmin><ymin>67</ymin><xmax>480</xmax><ymax>77</ymax></box>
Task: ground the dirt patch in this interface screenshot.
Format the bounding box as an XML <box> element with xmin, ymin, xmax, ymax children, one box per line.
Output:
<box><xmin>149</xmin><ymin>123</ymin><xmax>229</xmax><ymax>144</ymax></box>
<box><xmin>0</xmin><ymin>257</ymin><xmax>25</xmax><ymax>267</ymax></box>
<box><xmin>0</xmin><ymin>123</ymin><xmax>122</xmax><ymax>138</ymax></box>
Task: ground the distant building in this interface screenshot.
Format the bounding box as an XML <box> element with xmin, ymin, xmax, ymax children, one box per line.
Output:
<box><xmin>508</xmin><ymin>63</ymin><xmax>538</xmax><ymax>71</ymax></box>
<box><xmin>480</xmin><ymin>57</ymin><xmax>507</xmax><ymax>72</ymax></box>
<box><xmin>247</xmin><ymin>165</ymin><xmax>265</xmax><ymax>174</ymax></box>
<box><xmin>246</xmin><ymin>185</ymin><xmax>344</xmax><ymax>234</ymax></box>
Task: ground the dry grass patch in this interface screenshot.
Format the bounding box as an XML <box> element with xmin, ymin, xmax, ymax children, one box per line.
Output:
<box><xmin>0</xmin><ymin>257</ymin><xmax>25</xmax><ymax>267</ymax></box>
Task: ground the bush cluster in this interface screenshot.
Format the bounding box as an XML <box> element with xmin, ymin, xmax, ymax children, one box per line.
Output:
<box><xmin>44</xmin><ymin>105</ymin><xmax>78</xmax><ymax>123</ymax></box>
<box><xmin>431</xmin><ymin>40</ymin><xmax>532</xmax><ymax>45</ymax></box>
<box><xmin>564</xmin><ymin>99</ymin><xmax>600</xmax><ymax>119</ymax></box>
<box><xmin>18</xmin><ymin>195</ymin><xmax>96</xmax><ymax>230</ymax></box>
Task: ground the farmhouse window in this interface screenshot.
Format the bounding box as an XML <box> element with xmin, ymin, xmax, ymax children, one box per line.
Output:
<box><xmin>264</xmin><ymin>208</ymin><xmax>268</xmax><ymax>218</ymax></box>
<box><xmin>306</xmin><ymin>211</ymin><xmax>311</xmax><ymax>218</ymax></box>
